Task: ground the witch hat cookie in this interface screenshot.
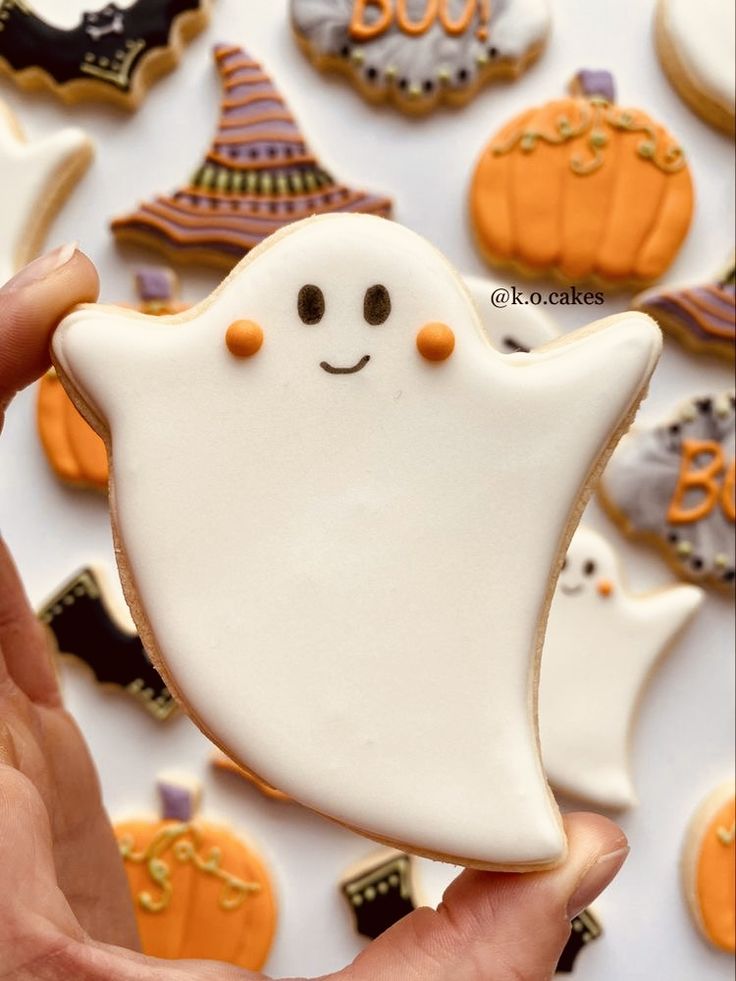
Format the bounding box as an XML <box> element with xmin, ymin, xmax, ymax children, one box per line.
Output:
<box><xmin>111</xmin><ymin>44</ymin><xmax>393</xmax><ymax>269</ymax></box>
<box><xmin>53</xmin><ymin>214</ymin><xmax>661</xmax><ymax>870</ymax></box>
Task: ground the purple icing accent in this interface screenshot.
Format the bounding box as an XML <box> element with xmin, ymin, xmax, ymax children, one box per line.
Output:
<box><xmin>575</xmin><ymin>69</ymin><xmax>616</xmax><ymax>102</ymax></box>
<box><xmin>135</xmin><ymin>266</ymin><xmax>175</xmax><ymax>302</ymax></box>
<box><xmin>158</xmin><ymin>780</ymin><xmax>195</xmax><ymax>821</ymax></box>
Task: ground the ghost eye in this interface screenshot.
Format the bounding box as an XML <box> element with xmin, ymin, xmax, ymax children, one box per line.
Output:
<box><xmin>583</xmin><ymin>560</ymin><xmax>596</xmax><ymax>576</ymax></box>
<box><xmin>363</xmin><ymin>284</ymin><xmax>391</xmax><ymax>325</ymax></box>
<box><xmin>298</xmin><ymin>284</ymin><xmax>325</xmax><ymax>325</ymax></box>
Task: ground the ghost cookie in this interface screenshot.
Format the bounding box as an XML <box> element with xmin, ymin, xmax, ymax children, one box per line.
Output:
<box><xmin>470</xmin><ymin>70</ymin><xmax>693</xmax><ymax>287</ymax></box>
<box><xmin>682</xmin><ymin>781</ymin><xmax>735</xmax><ymax>953</ymax></box>
<box><xmin>0</xmin><ymin>98</ymin><xmax>92</xmax><ymax>286</ymax></box>
<box><xmin>115</xmin><ymin>775</ymin><xmax>277</xmax><ymax>968</ymax></box>
<box><xmin>290</xmin><ymin>0</ymin><xmax>550</xmax><ymax>114</ymax></box>
<box><xmin>111</xmin><ymin>44</ymin><xmax>392</xmax><ymax>270</ymax></box>
<box><xmin>600</xmin><ymin>393</ymin><xmax>735</xmax><ymax>590</ymax></box>
<box><xmin>0</xmin><ymin>0</ymin><xmax>211</xmax><ymax>110</ymax></box>
<box><xmin>540</xmin><ymin>526</ymin><xmax>704</xmax><ymax>810</ymax></box>
<box><xmin>464</xmin><ymin>274</ymin><xmax>558</xmax><ymax>352</ymax></box>
<box><xmin>52</xmin><ymin>213</ymin><xmax>662</xmax><ymax>870</ymax></box>
<box><xmin>632</xmin><ymin>255</ymin><xmax>735</xmax><ymax>362</ymax></box>
<box><xmin>655</xmin><ymin>0</ymin><xmax>735</xmax><ymax>135</ymax></box>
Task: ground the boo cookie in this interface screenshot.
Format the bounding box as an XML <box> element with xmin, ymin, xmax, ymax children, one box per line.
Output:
<box><xmin>52</xmin><ymin>213</ymin><xmax>661</xmax><ymax>871</ymax></box>
<box><xmin>470</xmin><ymin>70</ymin><xmax>693</xmax><ymax>287</ymax></box>
<box><xmin>600</xmin><ymin>393</ymin><xmax>735</xmax><ymax>590</ymax></box>
<box><xmin>290</xmin><ymin>0</ymin><xmax>550</xmax><ymax>114</ymax></box>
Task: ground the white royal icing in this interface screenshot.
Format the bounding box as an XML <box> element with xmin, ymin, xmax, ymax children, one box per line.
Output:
<box><xmin>464</xmin><ymin>274</ymin><xmax>558</xmax><ymax>352</ymax></box>
<box><xmin>27</xmin><ymin>0</ymin><xmax>137</xmax><ymax>31</ymax></box>
<box><xmin>53</xmin><ymin>214</ymin><xmax>661</xmax><ymax>867</ymax></box>
<box><xmin>291</xmin><ymin>0</ymin><xmax>550</xmax><ymax>96</ymax></box>
<box><xmin>661</xmin><ymin>0</ymin><xmax>736</xmax><ymax>114</ymax></box>
<box><xmin>0</xmin><ymin>100</ymin><xmax>91</xmax><ymax>286</ymax></box>
<box><xmin>540</xmin><ymin>526</ymin><xmax>703</xmax><ymax>810</ymax></box>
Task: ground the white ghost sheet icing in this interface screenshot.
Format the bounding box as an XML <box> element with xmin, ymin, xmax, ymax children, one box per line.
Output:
<box><xmin>52</xmin><ymin>214</ymin><xmax>662</xmax><ymax>868</ymax></box>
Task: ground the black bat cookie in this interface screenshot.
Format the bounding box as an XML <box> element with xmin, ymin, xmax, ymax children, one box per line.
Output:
<box><xmin>0</xmin><ymin>0</ymin><xmax>209</xmax><ymax>108</ymax></box>
<box><xmin>557</xmin><ymin>908</ymin><xmax>603</xmax><ymax>973</ymax></box>
<box><xmin>39</xmin><ymin>567</ymin><xmax>176</xmax><ymax>721</ymax></box>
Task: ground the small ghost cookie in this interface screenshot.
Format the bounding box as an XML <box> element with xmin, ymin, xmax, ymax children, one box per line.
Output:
<box><xmin>0</xmin><ymin>0</ymin><xmax>211</xmax><ymax>110</ymax></box>
<box><xmin>290</xmin><ymin>0</ymin><xmax>550</xmax><ymax>114</ymax></box>
<box><xmin>470</xmin><ymin>70</ymin><xmax>693</xmax><ymax>287</ymax></box>
<box><xmin>682</xmin><ymin>781</ymin><xmax>735</xmax><ymax>953</ymax></box>
<box><xmin>540</xmin><ymin>527</ymin><xmax>704</xmax><ymax>810</ymax></box>
<box><xmin>37</xmin><ymin>266</ymin><xmax>186</xmax><ymax>491</ymax></box>
<box><xmin>115</xmin><ymin>775</ymin><xmax>277</xmax><ymax>969</ymax></box>
<box><xmin>655</xmin><ymin>0</ymin><xmax>735</xmax><ymax>135</ymax></box>
<box><xmin>0</xmin><ymin>98</ymin><xmax>92</xmax><ymax>286</ymax></box>
<box><xmin>633</xmin><ymin>255</ymin><xmax>735</xmax><ymax>362</ymax></box>
<box><xmin>111</xmin><ymin>44</ymin><xmax>392</xmax><ymax>270</ymax></box>
<box><xmin>600</xmin><ymin>393</ymin><xmax>735</xmax><ymax>590</ymax></box>
<box><xmin>463</xmin><ymin>275</ymin><xmax>559</xmax><ymax>352</ymax></box>
<box><xmin>52</xmin><ymin>213</ymin><xmax>662</xmax><ymax>871</ymax></box>
<box><xmin>39</xmin><ymin>566</ymin><xmax>177</xmax><ymax>721</ymax></box>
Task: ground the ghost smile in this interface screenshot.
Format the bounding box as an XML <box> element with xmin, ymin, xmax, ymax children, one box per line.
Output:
<box><xmin>320</xmin><ymin>355</ymin><xmax>371</xmax><ymax>375</ymax></box>
<box><xmin>561</xmin><ymin>583</ymin><xmax>584</xmax><ymax>595</ymax></box>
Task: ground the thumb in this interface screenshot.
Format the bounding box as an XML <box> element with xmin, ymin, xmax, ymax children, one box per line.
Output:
<box><xmin>0</xmin><ymin>244</ymin><xmax>98</xmax><ymax>427</ymax></box>
<box><xmin>344</xmin><ymin>813</ymin><xmax>628</xmax><ymax>981</ymax></box>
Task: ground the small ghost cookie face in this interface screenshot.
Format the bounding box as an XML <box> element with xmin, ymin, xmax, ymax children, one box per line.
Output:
<box><xmin>655</xmin><ymin>0</ymin><xmax>736</xmax><ymax>135</ymax></box>
<box><xmin>682</xmin><ymin>781</ymin><xmax>736</xmax><ymax>953</ymax></box>
<box><xmin>290</xmin><ymin>0</ymin><xmax>550</xmax><ymax>114</ymax></box>
<box><xmin>540</xmin><ymin>527</ymin><xmax>703</xmax><ymax>810</ymax></box>
<box><xmin>470</xmin><ymin>70</ymin><xmax>693</xmax><ymax>287</ymax></box>
<box><xmin>53</xmin><ymin>213</ymin><xmax>663</xmax><ymax>871</ymax></box>
<box><xmin>600</xmin><ymin>393</ymin><xmax>736</xmax><ymax>590</ymax></box>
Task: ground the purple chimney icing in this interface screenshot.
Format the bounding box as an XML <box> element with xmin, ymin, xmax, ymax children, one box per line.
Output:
<box><xmin>135</xmin><ymin>266</ymin><xmax>177</xmax><ymax>303</ymax></box>
<box><xmin>573</xmin><ymin>70</ymin><xmax>616</xmax><ymax>102</ymax></box>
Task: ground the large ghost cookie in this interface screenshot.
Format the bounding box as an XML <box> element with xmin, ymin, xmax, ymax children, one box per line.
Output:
<box><xmin>540</xmin><ymin>526</ymin><xmax>703</xmax><ymax>810</ymax></box>
<box><xmin>290</xmin><ymin>0</ymin><xmax>550</xmax><ymax>114</ymax></box>
<box><xmin>52</xmin><ymin>214</ymin><xmax>661</xmax><ymax>870</ymax></box>
<box><xmin>600</xmin><ymin>393</ymin><xmax>735</xmax><ymax>590</ymax></box>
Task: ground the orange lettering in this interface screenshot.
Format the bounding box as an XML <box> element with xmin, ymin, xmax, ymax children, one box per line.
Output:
<box><xmin>723</xmin><ymin>458</ymin><xmax>735</xmax><ymax>522</ymax></box>
<box><xmin>667</xmin><ymin>439</ymin><xmax>727</xmax><ymax>524</ymax></box>
<box><xmin>439</xmin><ymin>0</ymin><xmax>476</xmax><ymax>35</ymax></box>
<box><xmin>396</xmin><ymin>0</ymin><xmax>439</xmax><ymax>35</ymax></box>
<box><xmin>349</xmin><ymin>0</ymin><xmax>393</xmax><ymax>41</ymax></box>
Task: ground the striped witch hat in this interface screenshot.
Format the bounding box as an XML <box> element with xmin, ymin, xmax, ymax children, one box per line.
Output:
<box><xmin>111</xmin><ymin>44</ymin><xmax>393</xmax><ymax>268</ymax></box>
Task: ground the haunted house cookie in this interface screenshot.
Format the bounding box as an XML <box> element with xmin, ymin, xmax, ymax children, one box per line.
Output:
<box><xmin>111</xmin><ymin>44</ymin><xmax>392</xmax><ymax>270</ymax></box>
<box><xmin>0</xmin><ymin>0</ymin><xmax>211</xmax><ymax>109</ymax></box>
<box><xmin>0</xmin><ymin>99</ymin><xmax>92</xmax><ymax>286</ymax></box>
<box><xmin>470</xmin><ymin>70</ymin><xmax>693</xmax><ymax>287</ymax></box>
<box><xmin>291</xmin><ymin>0</ymin><xmax>550</xmax><ymax>114</ymax></box>
<box><xmin>633</xmin><ymin>256</ymin><xmax>735</xmax><ymax>362</ymax></box>
<box><xmin>52</xmin><ymin>213</ymin><xmax>661</xmax><ymax>870</ymax></box>
<box><xmin>540</xmin><ymin>526</ymin><xmax>703</xmax><ymax>810</ymax></box>
<box><xmin>601</xmin><ymin>393</ymin><xmax>735</xmax><ymax>590</ymax></box>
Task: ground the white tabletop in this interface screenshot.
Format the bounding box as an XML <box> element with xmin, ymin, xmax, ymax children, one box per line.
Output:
<box><xmin>1</xmin><ymin>0</ymin><xmax>734</xmax><ymax>977</ymax></box>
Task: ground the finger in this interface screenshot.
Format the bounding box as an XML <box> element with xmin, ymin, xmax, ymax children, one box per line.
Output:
<box><xmin>0</xmin><ymin>244</ymin><xmax>99</xmax><ymax>429</ymax></box>
<box><xmin>0</xmin><ymin>536</ymin><xmax>61</xmax><ymax>706</ymax></box>
<box><xmin>347</xmin><ymin>812</ymin><xmax>629</xmax><ymax>981</ymax></box>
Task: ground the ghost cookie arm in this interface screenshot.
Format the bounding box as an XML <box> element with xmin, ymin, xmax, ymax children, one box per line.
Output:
<box><xmin>633</xmin><ymin>584</ymin><xmax>705</xmax><ymax>659</ymax></box>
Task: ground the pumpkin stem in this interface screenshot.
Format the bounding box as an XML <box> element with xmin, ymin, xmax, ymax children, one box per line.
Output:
<box><xmin>570</xmin><ymin>70</ymin><xmax>616</xmax><ymax>104</ymax></box>
<box><xmin>158</xmin><ymin>773</ymin><xmax>201</xmax><ymax>821</ymax></box>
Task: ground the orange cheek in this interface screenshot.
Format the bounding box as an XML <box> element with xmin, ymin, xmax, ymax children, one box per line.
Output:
<box><xmin>226</xmin><ymin>320</ymin><xmax>264</xmax><ymax>358</ymax></box>
<box><xmin>416</xmin><ymin>322</ymin><xmax>455</xmax><ymax>362</ymax></box>
<box><xmin>597</xmin><ymin>579</ymin><xmax>614</xmax><ymax>597</ymax></box>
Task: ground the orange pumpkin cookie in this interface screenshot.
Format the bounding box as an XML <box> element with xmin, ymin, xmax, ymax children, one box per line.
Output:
<box><xmin>115</xmin><ymin>775</ymin><xmax>277</xmax><ymax>970</ymax></box>
<box><xmin>470</xmin><ymin>70</ymin><xmax>694</xmax><ymax>288</ymax></box>
<box><xmin>37</xmin><ymin>266</ymin><xmax>186</xmax><ymax>491</ymax></box>
<box><xmin>682</xmin><ymin>781</ymin><xmax>736</xmax><ymax>953</ymax></box>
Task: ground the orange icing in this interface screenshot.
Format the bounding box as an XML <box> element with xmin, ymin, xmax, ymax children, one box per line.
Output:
<box><xmin>226</xmin><ymin>320</ymin><xmax>264</xmax><ymax>358</ymax></box>
<box><xmin>416</xmin><ymin>322</ymin><xmax>456</xmax><ymax>361</ymax></box>
<box><xmin>723</xmin><ymin>459</ymin><xmax>735</xmax><ymax>522</ymax></box>
<box><xmin>667</xmin><ymin>439</ymin><xmax>732</xmax><ymax>524</ymax></box>
<box><xmin>116</xmin><ymin>816</ymin><xmax>276</xmax><ymax>969</ymax></box>
<box><xmin>470</xmin><ymin>84</ymin><xmax>693</xmax><ymax>284</ymax></box>
<box><xmin>37</xmin><ymin>370</ymin><xmax>108</xmax><ymax>490</ymax></box>
<box><xmin>696</xmin><ymin>796</ymin><xmax>735</xmax><ymax>953</ymax></box>
<box><xmin>396</xmin><ymin>0</ymin><xmax>439</xmax><ymax>36</ymax></box>
<box><xmin>439</xmin><ymin>0</ymin><xmax>476</xmax><ymax>35</ymax></box>
<box><xmin>212</xmin><ymin>753</ymin><xmax>291</xmax><ymax>802</ymax></box>
<box><xmin>596</xmin><ymin>579</ymin><xmax>614</xmax><ymax>597</ymax></box>
<box><xmin>349</xmin><ymin>0</ymin><xmax>393</xmax><ymax>41</ymax></box>
<box><xmin>348</xmin><ymin>0</ymin><xmax>481</xmax><ymax>40</ymax></box>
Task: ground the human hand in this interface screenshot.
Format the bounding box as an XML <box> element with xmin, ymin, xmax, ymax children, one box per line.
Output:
<box><xmin>0</xmin><ymin>249</ymin><xmax>629</xmax><ymax>980</ymax></box>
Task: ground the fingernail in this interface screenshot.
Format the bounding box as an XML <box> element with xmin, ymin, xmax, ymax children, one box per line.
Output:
<box><xmin>566</xmin><ymin>845</ymin><xmax>630</xmax><ymax>919</ymax></box>
<box><xmin>3</xmin><ymin>242</ymin><xmax>78</xmax><ymax>292</ymax></box>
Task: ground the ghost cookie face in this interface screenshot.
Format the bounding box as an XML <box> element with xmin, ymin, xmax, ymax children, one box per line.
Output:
<box><xmin>290</xmin><ymin>0</ymin><xmax>550</xmax><ymax>114</ymax></box>
<box><xmin>600</xmin><ymin>393</ymin><xmax>735</xmax><ymax>590</ymax></box>
<box><xmin>53</xmin><ymin>214</ymin><xmax>662</xmax><ymax>870</ymax></box>
<box><xmin>540</xmin><ymin>527</ymin><xmax>703</xmax><ymax>810</ymax></box>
